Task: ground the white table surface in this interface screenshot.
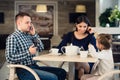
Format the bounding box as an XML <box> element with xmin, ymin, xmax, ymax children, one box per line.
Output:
<box><xmin>33</xmin><ymin>54</ymin><xmax>98</xmax><ymax>80</ymax></box>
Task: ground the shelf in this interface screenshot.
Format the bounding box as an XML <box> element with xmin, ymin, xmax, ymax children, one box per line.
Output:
<box><xmin>93</xmin><ymin>27</ymin><xmax>120</xmax><ymax>34</ymax></box>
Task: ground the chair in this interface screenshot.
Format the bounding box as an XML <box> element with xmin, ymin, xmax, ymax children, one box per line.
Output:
<box><xmin>81</xmin><ymin>59</ymin><xmax>120</xmax><ymax>80</ymax></box>
<box><xmin>97</xmin><ymin>70</ymin><xmax>120</xmax><ymax>80</ymax></box>
<box><xmin>113</xmin><ymin>54</ymin><xmax>120</xmax><ymax>70</ymax></box>
<box><xmin>50</xmin><ymin>35</ymin><xmax>62</xmax><ymax>48</ymax></box>
<box><xmin>7</xmin><ymin>64</ymin><xmax>40</xmax><ymax>80</ymax></box>
<box><xmin>81</xmin><ymin>70</ymin><xmax>120</xmax><ymax>80</ymax></box>
<box><xmin>90</xmin><ymin>59</ymin><xmax>100</xmax><ymax>74</ymax></box>
<box><xmin>50</xmin><ymin>35</ymin><xmax>65</xmax><ymax>68</ymax></box>
<box><xmin>7</xmin><ymin>62</ymin><xmax>65</xmax><ymax>80</ymax></box>
<box><xmin>80</xmin><ymin>60</ymin><xmax>100</xmax><ymax>80</ymax></box>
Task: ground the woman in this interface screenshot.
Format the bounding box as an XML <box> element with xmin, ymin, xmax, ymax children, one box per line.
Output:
<box><xmin>57</xmin><ymin>15</ymin><xmax>98</xmax><ymax>80</ymax></box>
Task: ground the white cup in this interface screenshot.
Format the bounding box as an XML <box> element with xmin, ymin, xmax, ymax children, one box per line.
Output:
<box><xmin>49</xmin><ymin>48</ymin><xmax>59</xmax><ymax>53</ymax></box>
<box><xmin>80</xmin><ymin>51</ymin><xmax>88</xmax><ymax>58</ymax></box>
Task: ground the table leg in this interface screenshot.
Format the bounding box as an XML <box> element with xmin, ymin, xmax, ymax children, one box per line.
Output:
<box><xmin>68</xmin><ymin>62</ymin><xmax>75</xmax><ymax>80</ymax></box>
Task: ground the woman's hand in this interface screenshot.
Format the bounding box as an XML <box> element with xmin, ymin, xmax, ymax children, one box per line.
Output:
<box><xmin>87</xmin><ymin>27</ymin><xmax>94</xmax><ymax>34</ymax></box>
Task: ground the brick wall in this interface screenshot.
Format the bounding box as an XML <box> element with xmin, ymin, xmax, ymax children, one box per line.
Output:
<box><xmin>0</xmin><ymin>0</ymin><xmax>95</xmax><ymax>37</ymax></box>
<box><xmin>0</xmin><ymin>1</ymin><xmax>14</xmax><ymax>34</ymax></box>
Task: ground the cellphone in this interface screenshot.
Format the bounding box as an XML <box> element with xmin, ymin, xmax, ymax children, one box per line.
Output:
<box><xmin>32</xmin><ymin>39</ymin><xmax>37</xmax><ymax>47</ymax></box>
<box><xmin>30</xmin><ymin>26</ymin><xmax>33</xmax><ymax>30</ymax></box>
<box><xmin>88</xmin><ymin>28</ymin><xmax>91</xmax><ymax>31</ymax></box>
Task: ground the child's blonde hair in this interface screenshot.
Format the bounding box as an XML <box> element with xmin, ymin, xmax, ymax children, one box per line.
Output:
<box><xmin>97</xmin><ymin>34</ymin><xmax>112</xmax><ymax>50</ymax></box>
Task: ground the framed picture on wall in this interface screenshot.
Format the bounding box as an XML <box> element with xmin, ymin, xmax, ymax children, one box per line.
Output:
<box><xmin>0</xmin><ymin>12</ymin><xmax>4</xmax><ymax>24</ymax></box>
<box><xmin>15</xmin><ymin>1</ymin><xmax>58</xmax><ymax>37</ymax></box>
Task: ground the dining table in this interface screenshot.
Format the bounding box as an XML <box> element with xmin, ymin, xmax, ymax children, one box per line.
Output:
<box><xmin>33</xmin><ymin>53</ymin><xmax>98</xmax><ymax>80</ymax></box>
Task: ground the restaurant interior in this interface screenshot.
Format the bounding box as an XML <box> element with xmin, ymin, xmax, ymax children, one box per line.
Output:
<box><xmin>0</xmin><ymin>0</ymin><xmax>120</xmax><ymax>80</ymax></box>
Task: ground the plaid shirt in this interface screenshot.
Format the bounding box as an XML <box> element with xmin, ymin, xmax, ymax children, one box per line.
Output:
<box><xmin>5</xmin><ymin>30</ymin><xmax>44</xmax><ymax>65</ymax></box>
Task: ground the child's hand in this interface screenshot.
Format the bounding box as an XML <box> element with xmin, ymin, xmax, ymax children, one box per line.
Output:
<box><xmin>88</xmin><ymin>44</ymin><xmax>96</xmax><ymax>53</ymax></box>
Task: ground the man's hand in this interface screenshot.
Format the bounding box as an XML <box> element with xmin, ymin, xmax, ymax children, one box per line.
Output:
<box><xmin>29</xmin><ymin>44</ymin><xmax>37</xmax><ymax>54</ymax></box>
<box><xmin>29</xmin><ymin>24</ymin><xmax>36</xmax><ymax>35</ymax></box>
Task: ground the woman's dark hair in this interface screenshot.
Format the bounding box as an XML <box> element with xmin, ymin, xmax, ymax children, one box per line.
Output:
<box><xmin>75</xmin><ymin>15</ymin><xmax>91</xmax><ymax>26</ymax></box>
<box><xmin>75</xmin><ymin>15</ymin><xmax>91</xmax><ymax>32</ymax></box>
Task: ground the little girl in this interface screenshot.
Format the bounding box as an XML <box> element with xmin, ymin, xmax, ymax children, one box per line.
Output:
<box><xmin>81</xmin><ymin>33</ymin><xmax>114</xmax><ymax>80</ymax></box>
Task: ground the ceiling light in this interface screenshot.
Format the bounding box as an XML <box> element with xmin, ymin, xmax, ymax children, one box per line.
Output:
<box><xmin>75</xmin><ymin>5</ymin><xmax>86</xmax><ymax>13</ymax></box>
<box><xmin>36</xmin><ymin>4</ymin><xmax>47</xmax><ymax>12</ymax></box>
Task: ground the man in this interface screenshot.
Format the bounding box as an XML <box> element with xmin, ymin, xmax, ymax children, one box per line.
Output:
<box><xmin>5</xmin><ymin>12</ymin><xmax>66</xmax><ymax>80</ymax></box>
